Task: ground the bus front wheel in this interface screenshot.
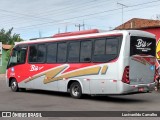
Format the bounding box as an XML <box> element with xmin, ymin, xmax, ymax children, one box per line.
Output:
<box><xmin>70</xmin><ymin>82</ymin><xmax>82</xmax><ymax>99</ymax></box>
<box><xmin>10</xmin><ymin>79</ymin><xmax>19</xmax><ymax>92</ymax></box>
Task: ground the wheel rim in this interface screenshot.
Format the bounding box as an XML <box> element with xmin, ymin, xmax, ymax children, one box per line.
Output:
<box><xmin>11</xmin><ymin>81</ymin><xmax>17</xmax><ymax>90</ymax></box>
<box><xmin>72</xmin><ymin>85</ymin><xmax>80</xmax><ymax>96</ymax></box>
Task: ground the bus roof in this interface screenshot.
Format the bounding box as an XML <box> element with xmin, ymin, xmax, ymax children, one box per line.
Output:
<box><xmin>53</xmin><ymin>29</ymin><xmax>100</xmax><ymax>38</ymax></box>
<box><xmin>17</xmin><ymin>30</ymin><xmax>156</xmax><ymax>45</ymax></box>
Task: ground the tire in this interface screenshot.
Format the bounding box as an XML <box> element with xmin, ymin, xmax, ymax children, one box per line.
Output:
<box><xmin>70</xmin><ymin>82</ymin><xmax>82</xmax><ymax>99</ymax></box>
<box><xmin>10</xmin><ymin>79</ymin><xmax>19</xmax><ymax>92</ymax></box>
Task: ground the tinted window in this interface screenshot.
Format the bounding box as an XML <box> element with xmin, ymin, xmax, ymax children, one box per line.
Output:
<box><xmin>57</xmin><ymin>43</ymin><xmax>67</xmax><ymax>63</ymax></box>
<box><xmin>106</xmin><ymin>38</ymin><xmax>119</xmax><ymax>54</ymax></box>
<box><xmin>47</xmin><ymin>43</ymin><xmax>57</xmax><ymax>63</ymax></box>
<box><xmin>94</xmin><ymin>39</ymin><xmax>105</xmax><ymax>55</ymax></box>
<box><xmin>17</xmin><ymin>49</ymin><xmax>27</xmax><ymax>63</ymax></box>
<box><xmin>80</xmin><ymin>41</ymin><xmax>92</xmax><ymax>62</ymax></box>
<box><xmin>29</xmin><ymin>44</ymin><xmax>46</xmax><ymax>63</ymax></box>
<box><xmin>68</xmin><ymin>42</ymin><xmax>80</xmax><ymax>62</ymax></box>
<box><xmin>130</xmin><ymin>36</ymin><xmax>156</xmax><ymax>56</ymax></box>
<box><xmin>37</xmin><ymin>44</ymin><xmax>46</xmax><ymax>62</ymax></box>
<box><xmin>8</xmin><ymin>45</ymin><xmax>27</xmax><ymax>68</ymax></box>
<box><xmin>29</xmin><ymin>45</ymin><xmax>37</xmax><ymax>62</ymax></box>
<box><xmin>93</xmin><ymin>36</ymin><xmax>122</xmax><ymax>62</ymax></box>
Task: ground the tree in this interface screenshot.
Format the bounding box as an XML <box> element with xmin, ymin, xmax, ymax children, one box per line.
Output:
<box><xmin>0</xmin><ymin>28</ymin><xmax>24</xmax><ymax>61</ymax></box>
<box><xmin>0</xmin><ymin>27</ymin><xmax>23</xmax><ymax>45</ymax></box>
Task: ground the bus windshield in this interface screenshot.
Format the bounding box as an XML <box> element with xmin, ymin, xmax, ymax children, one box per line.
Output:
<box><xmin>130</xmin><ymin>36</ymin><xmax>156</xmax><ymax>56</ymax></box>
<box><xmin>7</xmin><ymin>45</ymin><xmax>27</xmax><ymax>68</ymax></box>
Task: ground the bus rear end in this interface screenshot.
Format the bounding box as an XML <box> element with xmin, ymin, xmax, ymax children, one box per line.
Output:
<box><xmin>121</xmin><ymin>32</ymin><xmax>156</xmax><ymax>94</ymax></box>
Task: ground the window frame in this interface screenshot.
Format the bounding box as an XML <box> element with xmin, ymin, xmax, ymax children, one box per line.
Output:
<box><xmin>80</xmin><ymin>40</ymin><xmax>93</xmax><ymax>63</ymax></box>
<box><xmin>57</xmin><ymin>42</ymin><xmax>68</xmax><ymax>63</ymax></box>
<box><xmin>92</xmin><ymin>36</ymin><xmax>122</xmax><ymax>63</ymax></box>
<box><xmin>26</xmin><ymin>35</ymin><xmax>122</xmax><ymax>64</ymax></box>
<box><xmin>7</xmin><ymin>44</ymin><xmax>28</xmax><ymax>68</ymax></box>
<box><xmin>46</xmin><ymin>43</ymin><xmax>57</xmax><ymax>63</ymax></box>
<box><xmin>67</xmin><ymin>41</ymin><xmax>80</xmax><ymax>63</ymax></box>
<box><xmin>28</xmin><ymin>44</ymin><xmax>46</xmax><ymax>64</ymax></box>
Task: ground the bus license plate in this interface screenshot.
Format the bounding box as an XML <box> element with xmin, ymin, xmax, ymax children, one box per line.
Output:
<box><xmin>138</xmin><ymin>87</ymin><xmax>144</xmax><ymax>92</ymax></box>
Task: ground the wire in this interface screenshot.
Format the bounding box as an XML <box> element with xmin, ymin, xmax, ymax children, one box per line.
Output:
<box><xmin>14</xmin><ymin>0</ymin><xmax>160</xmax><ymax>30</ymax></box>
<box><xmin>0</xmin><ymin>0</ymin><xmax>111</xmax><ymax>24</ymax></box>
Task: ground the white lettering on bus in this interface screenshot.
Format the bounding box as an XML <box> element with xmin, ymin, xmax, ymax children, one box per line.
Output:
<box><xmin>136</xmin><ymin>39</ymin><xmax>152</xmax><ymax>48</ymax></box>
<box><xmin>30</xmin><ymin>65</ymin><xmax>44</xmax><ymax>71</ymax></box>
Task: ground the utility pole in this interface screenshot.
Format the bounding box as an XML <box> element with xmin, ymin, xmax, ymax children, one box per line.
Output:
<box><xmin>83</xmin><ymin>21</ymin><xmax>85</xmax><ymax>30</ymax></box>
<box><xmin>65</xmin><ymin>25</ymin><xmax>68</xmax><ymax>32</ymax></box>
<box><xmin>38</xmin><ymin>30</ymin><xmax>42</xmax><ymax>38</ymax></box>
<box><xmin>75</xmin><ymin>23</ymin><xmax>85</xmax><ymax>31</ymax></box>
<box><xmin>58</xmin><ymin>28</ymin><xmax>60</xmax><ymax>33</ymax></box>
<box><xmin>117</xmin><ymin>2</ymin><xmax>127</xmax><ymax>29</ymax></box>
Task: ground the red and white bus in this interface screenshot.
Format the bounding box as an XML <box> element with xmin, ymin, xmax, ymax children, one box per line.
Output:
<box><xmin>6</xmin><ymin>29</ymin><xmax>156</xmax><ymax>98</ymax></box>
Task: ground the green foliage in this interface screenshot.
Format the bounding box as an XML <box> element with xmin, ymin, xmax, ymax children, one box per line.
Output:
<box><xmin>0</xmin><ymin>27</ymin><xmax>23</xmax><ymax>45</ymax></box>
<box><xmin>5</xmin><ymin>46</ymin><xmax>13</xmax><ymax>61</ymax></box>
<box><xmin>0</xmin><ymin>27</ymin><xmax>24</xmax><ymax>61</ymax></box>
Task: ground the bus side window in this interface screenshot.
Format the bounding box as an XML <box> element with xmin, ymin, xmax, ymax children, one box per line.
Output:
<box><xmin>37</xmin><ymin>44</ymin><xmax>46</xmax><ymax>63</ymax></box>
<box><xmin>29</xmin><ymin>45</ymin><xmax>37</xmax><ymax>62</ymax></box>
<box><xmin>80</xmin><ymin>41</ymin><xmax>92</xmax><ymax>62</ymax></box>
<box><xmin>47</xmin><ymin>43</ymin><xmax>57</xmax><ymax>63</ymax></box>
<box><xmin>17</xmin><ymin>49</ymin><xmax>27</xmax><ymax>63</ymax></box>
<box><xmin>106</xmin><ymin>38</ymin><xmax>118</xmax><ymax>55</ymax></box>
<box><xmin>93</xmin><ymin>37</ymin><xmax>121</xmax><ymax>62</ymax></box>
<box><xmin>94</xmin><ymin>39</ymin><xmax>105</xmax><ymax>55</ymax></box>
<box><xmin>57</xmin><ymin>42</ymin><xmax>67</xmax><ymax>63</ymax></box>
<box><xmin>68</xmin><ymin>42</ymin><xmax>80</xmax><ymax>62</ymax></box>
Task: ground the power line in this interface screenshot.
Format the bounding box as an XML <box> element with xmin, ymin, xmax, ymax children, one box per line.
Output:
<box><xmin>14</xmin><ymin>0</ymin><xmax>160</xmax><ymax>30</ymax></box>
<box><xmin>0</xmin><ymin>0</ymin><xmax>131</xmax><ymax>26</ymax></box>
<box><xmin>0</xmin><ymin>0</ymin><xmax>112</xmax><ymax>24</ymax></box>
<box><xmin>1</xmin><ymin>0</ymin><xmax>159</xmax><ymax>32</ymax></box>
<box><xmin>38</xmin><ymin>0</ymin><xmax>113</xmax><ymax>17</ymax></box>
<box><xmin>117</xmin><ymin>2</ymin><xmax>128</xmax><ymax>28</ymax></box>
<box><xmin>0</xmin><ymin>0</ymin><xmax>111</xmax><ymax>28</ymax></box>
<box><xmin>13</xmin><ymin>1</ymin><xmax>160</xmax><ymax>35</ymax></box>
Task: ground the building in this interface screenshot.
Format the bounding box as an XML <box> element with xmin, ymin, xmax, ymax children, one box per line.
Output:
<box><xmin>0</xmin><ymin>43</ymin><xmax>12</xmax><ymax>74</ymax></box>
<box><xmin>115</xmin><ymin>18</ymin><xmax>160</xmax><ymax>67</ymax></box>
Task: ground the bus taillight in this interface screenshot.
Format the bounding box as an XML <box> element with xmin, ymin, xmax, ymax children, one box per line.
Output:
<box><xmin>122</xmin><ymin>66</ymin><xmax>130</xmax><ymax>84</ymax></box>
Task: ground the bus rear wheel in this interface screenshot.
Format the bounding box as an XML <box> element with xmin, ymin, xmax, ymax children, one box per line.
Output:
<box><xmin>10</xmin><ymin>79</ymin><xmax>19</xmax><ymax>92</ymax></box>
<box><xmin>70</xmin><ymin>82</ymin><xmax>82</xmax><ymax>99</ymax></box>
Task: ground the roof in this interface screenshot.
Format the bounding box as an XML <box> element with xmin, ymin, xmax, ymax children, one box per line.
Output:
<box><xmin>53</xmin><ymin>29</ymin><xmax>99</xmax><ymax>38</ymax></box>
<box><xmin>115</xmin><ymin>18</ymin><xmax>160</xmax><ymax>30</ymax></box>
<box><xmin>16</xmin><ymin>30</ymin><xmax>155</xmax><ymax>45</ymax></box>
<box><xmin>2</xmin><ymin>44</ymin><xmax>12</xmax><ymax>50</ymax></box>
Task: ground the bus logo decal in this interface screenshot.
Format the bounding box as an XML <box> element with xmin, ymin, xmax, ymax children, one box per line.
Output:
<box><xmin>136</xmin><ymin>39</ymin><xmax>152</xmax><ymax>48</ymax></box>
<box><xmin>24</xmin><ymin>64</ymin><xmax>105</xmax><ymax>84</ymax></box>
<box><xmin>43</xmin><ymin>66</ymin><xmax>101</xmax><ymax>84</ymax></box>
<box><xmin>30</xmin><ymin>65</ymin><xmax>44</xmax><ymax>71</ymax></box>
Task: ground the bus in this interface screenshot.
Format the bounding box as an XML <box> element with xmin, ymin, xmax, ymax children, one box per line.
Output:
<box><xmin>6</xmin><ymin>29</ymin><xmax>156</xmax><ymax>98</ymax></box>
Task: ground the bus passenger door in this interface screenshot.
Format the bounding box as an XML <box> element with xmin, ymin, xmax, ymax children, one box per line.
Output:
<box><xmin>7</xmin><ymin>45</ymin><xmax>28</xmax><ymax>84</ymax></box>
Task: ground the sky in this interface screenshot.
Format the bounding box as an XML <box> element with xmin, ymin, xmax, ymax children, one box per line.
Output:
<box><xmin>0</xmin><ymin>0</ymin><xmax>160</xmax><ymax>40</ymax></box>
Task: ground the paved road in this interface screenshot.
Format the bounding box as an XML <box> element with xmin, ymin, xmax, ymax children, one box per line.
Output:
<box><xmin>0</xmin><ymin>76</ymin><xmax>160</xmax><ymax>120</ymax></box>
